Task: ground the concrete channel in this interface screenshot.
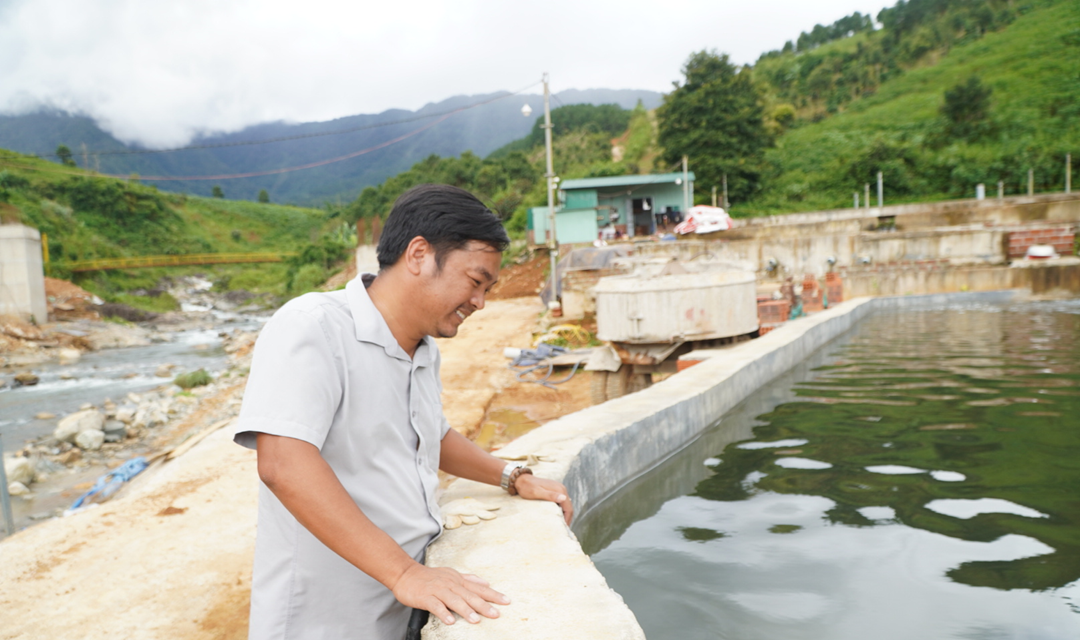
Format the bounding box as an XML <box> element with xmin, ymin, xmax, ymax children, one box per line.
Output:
<box><xmin>424</xmin><ymin>288</ymin><xmax>1027</xmax><ymax>640</ymax></box>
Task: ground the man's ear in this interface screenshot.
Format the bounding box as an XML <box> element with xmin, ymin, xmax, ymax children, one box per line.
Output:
<box><xmin>401</xmin><ymin>236</ymin><xmax>433</xmax><ymax>277</ymax></box>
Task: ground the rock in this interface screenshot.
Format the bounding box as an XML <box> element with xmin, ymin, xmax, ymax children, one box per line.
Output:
<box><xmin>34</xmin><ymin>412</ymin><xmax>56</xmax><ymax>420</ymax></box>
<box><xmin>8</xmin><ymin>481</ymin><xmax>29</xmax><ymax>496</ymax></box>
<box><xmin>54</xmin><ymin>410</ymin><xmax>106</xmax><ymax>443</ymax></box>
<box><xmin>58</xmin><ymin>348</ymin><xmax>82</xmax><ymax>364</ymax></box>
<box><xmin>57</xmin><ymin>449</ymin><xmax>81</xmax><ymax>465</ymax></box>
<box><xmin>60</xmin><ymin>373</ymin><xmax>77</xmax><ymax>380</ymax></box>
<box><xmin>155</xmin><ymin>363</ymin><xmax>176</xmax><ymax>378</ymax></box>
<box><xmin>75</xmin><ymin>429</ymin><xmax>105</xmax><ymax>451</ymax></box>
<box><xmin>13</xmin><ymin>372</ymin><xmax>39</xmax><ymax>386</ymax></box>
<box><xmin>115</xmin><ymin>407</ymin><xmax>136</xmax><ymax>424</ymax></box>
<box><xmin>79</xmin><ymin>402</ymin><xmax>94</xmax><ymax>410</ymax></box>
<box><xmin>3</xmin><ymin>457</ymin><xmax>35</xmax><ymax>485</ymax></box>
<box><xmin>133</xmin><ymin>404</ymin><xmax>167</xmax><ymax>429</ymax></box>
<box><xmin>103</xmin><ymin>421</ymin><xmax>127</xmax><ymax>442</ymax></box>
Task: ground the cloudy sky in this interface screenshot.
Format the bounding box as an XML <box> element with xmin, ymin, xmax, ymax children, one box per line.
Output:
<box><xmin>0</xmin><ymin>0</ymin><xmax>892</xmax><ymax>148</ymax></box>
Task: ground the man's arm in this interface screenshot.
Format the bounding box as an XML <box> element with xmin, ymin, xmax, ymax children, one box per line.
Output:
<box><xmin>256</xmin><ymin>433</ymin><xmax>508</xmax><ymax>626</ymax></box>
<box><xmin>439</xmin><ymin>428</ymin><xmax>574</xmax><ymax>524</ymax></box>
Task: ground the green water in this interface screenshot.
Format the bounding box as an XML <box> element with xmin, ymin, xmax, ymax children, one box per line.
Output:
<box><xmin>582</xmin><ymin>300</ymin><xmax>1080</xmax><ymax>640</ymax></box>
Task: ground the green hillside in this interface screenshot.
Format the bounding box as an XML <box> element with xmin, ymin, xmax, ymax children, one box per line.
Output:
<box><xmin>0</xmin><ymin>151</ymin><xmax>346</xmax><ymax>307</ymax></box>
<box><xmin>344</xmin><ymin>0</ymin><xmax>1078</xmax><ymax>222</ymax></box>
<box><xmin>744</xmin><ymin>0</ymin><xmax>1080</xmax><ymax>214</ymax></box>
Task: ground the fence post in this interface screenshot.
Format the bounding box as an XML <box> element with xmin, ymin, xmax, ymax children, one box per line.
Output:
<box><xmin>877</xmin><ymin>171</ymin><xmax>884</xmax><ymax>209</ymax></box>
<box><xmin>865</xmin><ymin>184</ymin><xmax>870</xmax><ymax>211</ymax></box>
<box><xmin>854</xmin><ymin>192</ymin><xmax>859</xmax><ymax>208</ymax></box>
<box><xmin>1067</xmin><ymin>153</ymin><xmax>1072</xmax><ymax>194</ymax></box>
<box><xmin>998</xmin><ymin>181</ymin><xmax>1004</xmax><ymax>201</ymax></box>
<box><xmin>0</xmin><ymin>434</ymin><xmax>15</xmax><ymax>537</ymax></box>
<box><xmin>1028</xmin><ymin>168</ymin><xmax>1034</xmax><ymax>196</ymax></box>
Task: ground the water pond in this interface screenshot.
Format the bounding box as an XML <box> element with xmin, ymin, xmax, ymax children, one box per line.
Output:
<box><xmin>579</xmin><ymin>299</ymin><xmax>1080</xmax><ymax>640</ymax></box>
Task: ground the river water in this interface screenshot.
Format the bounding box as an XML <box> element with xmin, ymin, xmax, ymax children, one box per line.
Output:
<box><xmin>580</xmin><ymin>299</ymin><xmax>1080</xmax><ymax>640</ymax></box>
<box><xmin>0</xmin><ymin>307</ymin><xmax>267</xmax><ymax>449</ymax></box>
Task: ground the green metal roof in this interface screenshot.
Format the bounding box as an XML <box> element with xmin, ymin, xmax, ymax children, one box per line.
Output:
<box><xmin>559</xmin><ymin>172</ymin><xmax>695</xmax><ymax>191</ymax></box>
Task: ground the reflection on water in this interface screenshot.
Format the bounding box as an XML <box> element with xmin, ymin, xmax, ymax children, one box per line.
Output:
<box><xmin>582</xmin><ymin>299</ymin><xmax>1080</xmax><ymax>640</ymax></box>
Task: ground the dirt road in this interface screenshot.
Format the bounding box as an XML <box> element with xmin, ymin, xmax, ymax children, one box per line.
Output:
<box><xmin>0</xmin><ymin>296</ymin><xmax>591</xmax><ymax>639</ymax></box>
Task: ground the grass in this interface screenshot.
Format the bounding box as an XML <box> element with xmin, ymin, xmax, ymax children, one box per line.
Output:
<box><xmin>739</xmin><ymin>0</ymin><xmax>1080</xmax><ymax>216</ymax></box>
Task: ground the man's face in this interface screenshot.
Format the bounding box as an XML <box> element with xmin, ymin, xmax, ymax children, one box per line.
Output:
<box><xmin>418</xmin><ymin>240</ymin><xmax>501</xmax><ymax>339</ymax></box>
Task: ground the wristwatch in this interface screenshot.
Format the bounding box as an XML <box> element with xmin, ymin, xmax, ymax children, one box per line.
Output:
<box><xmin>500</xmin><ymin>462</ymin><xmax>533</xmax><ymax>496</ymax></box>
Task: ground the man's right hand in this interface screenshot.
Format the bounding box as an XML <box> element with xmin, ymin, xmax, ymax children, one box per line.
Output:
<box><xmin>391</xmin><ymin>563</ymin><xmax>509</xmax><ymax>627</ymax></box>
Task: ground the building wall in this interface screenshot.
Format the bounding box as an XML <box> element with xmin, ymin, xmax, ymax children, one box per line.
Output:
<box><xmin>530</xmin><ymin>207</ymin><xmax>599</xmax><ymax>245</ymax></box>
<box><xmin>0</xmin><ymin>224</ymin><xmax>47</xmax><ymax>322</ymax></box>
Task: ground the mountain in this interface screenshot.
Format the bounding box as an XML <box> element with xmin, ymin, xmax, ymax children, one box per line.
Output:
<box><xmin>0</xmin><ymin>89</ymin><xmax>662</xmax><ymax>206</ymax></box>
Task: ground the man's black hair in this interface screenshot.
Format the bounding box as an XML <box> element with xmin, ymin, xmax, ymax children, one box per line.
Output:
<box><xmin>377</xmin><ymin>184</ymin><xmax>510</xmax><ymax>271</ymax></box>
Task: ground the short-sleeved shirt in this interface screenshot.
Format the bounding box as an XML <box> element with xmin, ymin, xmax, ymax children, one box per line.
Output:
<box><xmin>234</xmin><ymin>274</ymin><xmax>448</xmax><ymax>640</ymax></box>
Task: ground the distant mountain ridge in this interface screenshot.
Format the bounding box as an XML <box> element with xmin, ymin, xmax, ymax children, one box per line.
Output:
<box><xmin>0</xmin><ymin>88</ymin><xmax>662</xmax><ymax>205</ymax></box>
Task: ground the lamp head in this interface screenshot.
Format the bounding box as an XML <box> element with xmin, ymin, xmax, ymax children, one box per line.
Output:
<box><xmin>521</xmin><ymin>104</ymin><xmax>533</xmax><ymax>118</ymax></box>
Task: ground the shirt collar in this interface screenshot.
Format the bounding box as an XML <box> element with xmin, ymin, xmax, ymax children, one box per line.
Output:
<box><xmin>346</xmin><ymin>274</ymin><xmax>436</xmax><ymax>366</ymax></box>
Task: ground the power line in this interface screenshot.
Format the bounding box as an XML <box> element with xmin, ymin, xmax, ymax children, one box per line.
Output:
<box><xmin>43</xmin><ymin>81</ymin><xmax>541</xmax><ymax>159</ymax></box>
<box><xmin>2</xmin><ymin>113</ymin><xmax>453</xmax><ymax>182</ymax></box>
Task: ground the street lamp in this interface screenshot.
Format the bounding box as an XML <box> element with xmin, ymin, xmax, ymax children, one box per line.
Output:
<box><xmin>525</xmin><ymin>73</ymin><xmax>559</xmax><ymax>310</ymax></box>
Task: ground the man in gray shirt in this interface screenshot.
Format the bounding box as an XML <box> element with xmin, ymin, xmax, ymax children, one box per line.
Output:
<box><xmin>234</xmin><ymin>184</ymin><xmax>573</xmax><ymax>639</ymax></box>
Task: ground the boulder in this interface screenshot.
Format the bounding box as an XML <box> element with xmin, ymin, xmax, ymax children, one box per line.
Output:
<box><xmin>8</xmin><ymin>481</ymin><xmax>29</xmax><ymax>496</ymax></box>
<box><xmin>134</xmin><ymin>404</ymin><xmax>167</xmax><ymax>429</ymax></box>
<box><xmin>155</xmin><ymin>363</ymin><xmax>176</xmax><ymax>378</ymax></box>
<box><xmin>55</xmin><ymin>410</ymin><xmax>106</xmax><ymax>443</ymax></box>
<box><xmin>13</xmin><ymin>372</ymin><xmax>39</xmax><ymax>386</ymax></box>
<box><xmin>34</xmin><ymin>412</ymin><xmax>56</xmax><ymax>420</ymax></box>
<box><xmin>3</xmin><ymin>456</ymin><xmax>35</xmax><ymax>485</ymax></box>
<box><xmin>58</xmin><ymin>348</ymin><xmax>82</xmax><ymax>364</ymax></box>
<box><xmin>115</xmin><ymin>407</ymin><xmax>136</xmax><ymax>424</ymax></box>
<box><xmin>75</xmin><ymin>429</ymin><xmax>105</xmax><ymax>451</ymax></box>
<box><xmin>103</xmin><ymin>421</ymin><xmax>127</xmax><ymax>443</ymax></box>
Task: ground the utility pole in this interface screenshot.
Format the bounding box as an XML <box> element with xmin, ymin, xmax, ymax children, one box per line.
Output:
<box><xmin>542</xmin><ymin>73</ymin><xmax>558</xmax><ymax>307</ymax></box>
<box><xmin>722</xmin><ymin>173</ymin><xmax>729</xmax><ymax>209</ymax></box>
<box><xmin>877</xmin><ymin>171</ymin><xmax>884</xmax><ymax>209</ymax></box>
<box><xmin>682</xmin><ymin>155</ymin><xmax>690</xmax><ymax>216</ymax></box>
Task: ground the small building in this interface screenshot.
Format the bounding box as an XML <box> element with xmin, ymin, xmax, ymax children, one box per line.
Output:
<box><xmin>0</xmin><ymin>224</ymin><xmax>47</xmax><ymax>322</ymax></box>
<box><xmin>528</xmin><ymin>173</ymin><xmax>695</xmax><ymax>246</ymax></box>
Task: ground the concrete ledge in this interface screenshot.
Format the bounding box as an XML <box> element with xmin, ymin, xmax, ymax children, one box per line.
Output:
<box><xmin>424</xmin><ymin>289</ymin><xmax>1027</xmax><ymax>639</ymax></box>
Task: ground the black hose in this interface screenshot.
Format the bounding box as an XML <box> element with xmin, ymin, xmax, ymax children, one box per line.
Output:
<box><xmin>405</xmin><ymin>608</ymin><xmax>429</xmax><ymax>640</ymax></box>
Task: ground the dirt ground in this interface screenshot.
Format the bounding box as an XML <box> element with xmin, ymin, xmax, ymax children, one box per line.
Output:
<box><xmin>0</xmin><ymin>279</ymin><xmax>593</xmax><ymax>639</ymax></box>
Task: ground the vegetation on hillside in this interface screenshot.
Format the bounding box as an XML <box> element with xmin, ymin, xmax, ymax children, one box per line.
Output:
<box><xmin>343</xmin><ymin>102</ymin><xmax>660</xmax><ymax>237</ymax></box>
<box><xmin>0</xmin><ymin>151</ymin><xmax>350</xmax><ymax>307</ymax></box>
<box><xmin>743</xmin><ymin>0</ymin><xmax>1080</xmax><ymax>215</ymax></box>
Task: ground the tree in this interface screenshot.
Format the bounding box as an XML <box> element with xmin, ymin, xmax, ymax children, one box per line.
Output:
<box><xmin>212</xmin><ymin>185</ymin><xmax>224</xmax><ymax>198</ymax></box>
<box><xmin>56</xmin><ymin>145</ymin><xmax>76</xmax><ymax>167</ymax></box>
<box><xmin>657</xmin><ymin>51</ymin><xmax>773</xmax><ymax>205</ymax></box>
<box><xmin>941</xmin><ymin>76</ymin><xmax>992</xmax><ymax>140</ymax></box>
<box><xmin>258</xmin><ymin>189</ymin><xmax>270</xmax><ymax>203</ymax></box>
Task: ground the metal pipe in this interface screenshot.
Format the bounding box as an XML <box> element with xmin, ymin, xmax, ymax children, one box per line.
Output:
<box><xmin>543</xmin><ymin>73</ymin><xmax>558</xmax><ymax>305</ymax></box>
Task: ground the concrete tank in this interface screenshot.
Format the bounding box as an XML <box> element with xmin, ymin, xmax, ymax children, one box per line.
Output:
<box><xmin>594</xmin><ymin>271</ymin><xmax>758</xmax><ymax>344</ymax></box>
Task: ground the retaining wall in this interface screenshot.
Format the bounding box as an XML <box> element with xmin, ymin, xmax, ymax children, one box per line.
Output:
<box><xmin>424</xmin><ymin>289</ymin><xmax>1028</xmax><ymax>639</ymax></box>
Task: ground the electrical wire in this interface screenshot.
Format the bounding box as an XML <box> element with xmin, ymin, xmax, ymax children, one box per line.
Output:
<box><xmin>42</xmin><ymin>80</ymin><xmax>542</xmax><ymax>158</ymax></box>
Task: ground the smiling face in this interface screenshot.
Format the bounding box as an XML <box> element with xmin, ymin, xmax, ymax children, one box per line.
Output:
<box><xmin>417</xmin><ymin>240</ymin><xmax>502</xmax><ymax>338</ymax></box>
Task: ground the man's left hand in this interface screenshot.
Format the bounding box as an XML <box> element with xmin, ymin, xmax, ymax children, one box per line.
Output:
<box><xmin>514</xmin><ymin>474</ymin><xmax>573</xmax><ymax>524</ymax></box>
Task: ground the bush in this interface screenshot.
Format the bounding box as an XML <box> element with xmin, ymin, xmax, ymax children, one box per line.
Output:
<box><xmin>174</xmin><ymin>369</ymin><xmax>212</xmax><ymax>389</ymax></box>
<box><xmin>290</xmin><ymin>263</ymin><xmax>326</xmax><ymax>294</ymax></box>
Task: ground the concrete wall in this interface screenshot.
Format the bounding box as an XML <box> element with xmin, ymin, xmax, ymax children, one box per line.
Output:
<box><xmin>424</xmin><ymin>289</ymin><xmax>1029</xmax><ymax>639</ymax></box>
<box><xmin>0</xmin><ymin>224</ymin><xmax>47</xmax><ymax>322</ymax></box>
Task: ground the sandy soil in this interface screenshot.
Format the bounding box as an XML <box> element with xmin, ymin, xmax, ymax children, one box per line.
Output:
<box><xmin>0</xmin><ymin>291</ymin><xmax>593</xmax><ymax>640</ymax></box>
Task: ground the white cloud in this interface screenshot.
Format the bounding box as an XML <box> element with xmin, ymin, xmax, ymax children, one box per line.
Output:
<box><xmin>0</xmin><ymin>0</ymin><xmax>892</xmax><ymax>147</ymax></box>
